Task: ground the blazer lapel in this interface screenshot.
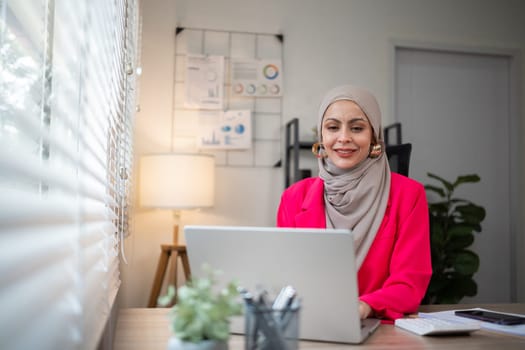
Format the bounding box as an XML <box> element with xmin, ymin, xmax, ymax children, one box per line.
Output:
<box><xmin>294</xmin><ymin>178</ymin><xmax>326</xmax><ymax>228</ymax></box>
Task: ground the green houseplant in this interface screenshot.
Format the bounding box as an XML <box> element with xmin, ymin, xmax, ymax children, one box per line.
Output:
<box><xmin>158</xmin><ymin>266</ymin><xmax>243</xmax><ymax>350</ymax></box>
<box><xmin>422</xmin><ymin>173</ymin><xmax>486</xmax><ymax>304</ymax></box>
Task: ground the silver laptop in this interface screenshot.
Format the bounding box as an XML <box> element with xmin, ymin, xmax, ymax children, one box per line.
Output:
<box><xmin>184</xmin><ymin>225</ymin><xmax>380</xmax><ymax>344</ymax></box>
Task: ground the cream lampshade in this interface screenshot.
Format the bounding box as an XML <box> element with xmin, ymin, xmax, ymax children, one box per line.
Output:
<box><xmin>139</xmin><ymin>153</ymin><xmax>215</xmax><ymax>209</ymax></box>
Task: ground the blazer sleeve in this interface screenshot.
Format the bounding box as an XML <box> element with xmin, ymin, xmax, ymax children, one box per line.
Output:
<box><xmin>360</xmin><ymin>182</ymin><xmax>432</xmax><ymax>320</ymax></box>
<box><xmin>277</xmin><ymin>188</ymin><xmax>295</xmax><ymax>227</ymax></box>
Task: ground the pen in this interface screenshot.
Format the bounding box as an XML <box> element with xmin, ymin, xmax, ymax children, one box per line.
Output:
<box><xmin>272</xmin><ymin>285</ymin><xmax>296</xmax><ymax>310</ymax></box>
<box><xmin>240</xmin><ymin>285</ymin><xmax>299</xmax><ymax>349</ymax></box>
<box><xmin>239</xmin><ymin>287</ymin><xmax>284</xmax><ymax>349</ymax></box>
<box><xmin>273</xmin><ymin>285</ymin><xmax>297</xmax><ymax>322</ymax></box>
<box><xmin>280</xmin><ymin>298</ymin><xmax>300</xmax><ymax>332</ymax></box>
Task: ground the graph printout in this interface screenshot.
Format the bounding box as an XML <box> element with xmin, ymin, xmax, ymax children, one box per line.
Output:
<box><xmin>185</xmin><ymin>55</ymin><xmax>225</xmax><ymax>109</ymax></box>
<box><xmin>231</xmin><ymin>59</ymin><xmax>283</xmax><ymax>97</ymax></box>
<box><xmin>198</xmin><ymin>110</ymin><xmax>252</xmax><ymax>150</ymax></box>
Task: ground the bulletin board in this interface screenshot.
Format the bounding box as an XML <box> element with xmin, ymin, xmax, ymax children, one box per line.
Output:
<box><xmin>172</xmin><ymin>26</ymin><xmax>284</xmax><ymax>168</ymax></box>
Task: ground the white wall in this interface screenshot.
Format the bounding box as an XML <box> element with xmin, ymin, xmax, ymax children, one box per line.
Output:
<box><xmin>120</xmin><ymin>0</ymin><xmax>525</xmax><ymax>307</ymax></box>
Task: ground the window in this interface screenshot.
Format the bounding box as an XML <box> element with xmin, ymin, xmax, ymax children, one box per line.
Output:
<box><xmin>0</xmin><ymin>1</ymin><xmax>140</xmax><ymax>349</ymax></box>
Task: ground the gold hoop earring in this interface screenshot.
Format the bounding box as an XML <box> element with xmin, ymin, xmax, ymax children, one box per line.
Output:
<box><xmin>369</xmin><ymin>143</ymin><xmax>382</xmax><ymax>158</ymax></box>
<box><xmin>312</xmin><ymin>142</ymin><xmax>326</xmax><ymax>158</ymax></box>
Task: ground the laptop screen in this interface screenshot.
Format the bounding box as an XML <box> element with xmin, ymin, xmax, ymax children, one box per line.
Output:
<box><xmin>184</xmin><ymin>225</ymin><xmax>377</xmax><ymax>343</ymax></box>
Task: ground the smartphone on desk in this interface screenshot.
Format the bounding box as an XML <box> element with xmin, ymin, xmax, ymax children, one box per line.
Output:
<box><xmin>455</xmin><ymin>310</ymin><xmax>525</xmax><ymax>325</ymax></box>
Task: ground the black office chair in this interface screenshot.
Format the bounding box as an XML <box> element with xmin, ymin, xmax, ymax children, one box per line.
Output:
<box><xmin>385</xmin><ymin>143</ymin><xmax>412</xmax><ymax>177</ymax></box>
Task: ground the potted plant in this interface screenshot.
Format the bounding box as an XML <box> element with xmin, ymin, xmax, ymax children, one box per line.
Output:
<box><xmin>422</xmin><ymin>173</ymin><xmax>486</xmax><ymax>304</ymax></box>
<box><xmin>158</xmin><ymin>266</ymin><xmax>243</xmax><ymax>350</ymax></box>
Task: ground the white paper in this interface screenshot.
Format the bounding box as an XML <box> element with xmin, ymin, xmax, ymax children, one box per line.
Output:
<box><xmin>185</xmin><ymin>55</ymin><xmax>224</xmax><ymax>110</ymax></box>
<box><xmin>230</xmin><ymin>59</ymin><xmax>283</xmax><ymax>97</ymax></box>
<box><xmin>198</xmin><ymin>110</ymin><xmax>252</xmax><ymax>150</ymax></box>
<box><xmin>419</xmin><ymin>308</ymin><xmax>525</xmax><ymax>336</ymax></box>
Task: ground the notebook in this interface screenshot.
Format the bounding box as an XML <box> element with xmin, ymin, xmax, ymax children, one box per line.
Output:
<box><xmin>183</xmin><ymin>225</ymin><xmax>380</xmax><ymax>344</ymax></box>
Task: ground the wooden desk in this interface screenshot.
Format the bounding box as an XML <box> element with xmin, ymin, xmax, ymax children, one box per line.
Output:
<box><xmin>114</xmin><ymin>304</ymin><xmax>525</xmax><ymax>350</ymax></box>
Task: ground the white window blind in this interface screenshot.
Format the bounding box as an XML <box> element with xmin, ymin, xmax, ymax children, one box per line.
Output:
<box><xmin>0</xmin><ymin>0</ymin><xmax>139</xmax><ymax>349</ymax></box>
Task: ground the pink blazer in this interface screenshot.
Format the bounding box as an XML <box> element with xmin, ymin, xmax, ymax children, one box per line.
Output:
<box><xmin>277</xmin><ymin>173</ymin><xmax>432</xmax><ymax>320</ymax></box>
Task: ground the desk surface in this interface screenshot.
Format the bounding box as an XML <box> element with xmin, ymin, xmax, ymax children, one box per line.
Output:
<box><xmin>114</xmin><ymin>304</ymin><xmax>525</xmax><ymax>350</ymax></box>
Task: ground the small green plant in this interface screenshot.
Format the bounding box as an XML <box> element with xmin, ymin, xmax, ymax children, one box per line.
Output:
<box><xmin>158</xmin><ymin>266</ymin><xmax>243</xmax><ymax>343</ymax></box>
<box><xmin>422</xmin><ymin>173</ymin><xmax>486</xmax><ymax>304</ymax></box>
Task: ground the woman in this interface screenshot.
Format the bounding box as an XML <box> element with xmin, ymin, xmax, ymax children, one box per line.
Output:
<box><xmin>277</xmin><ymin>85</ymin><xmax>431</xmax><ymax>321</ymax></box>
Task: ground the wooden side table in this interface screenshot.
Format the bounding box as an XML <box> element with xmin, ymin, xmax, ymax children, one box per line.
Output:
<box><xmin>147</xmin><ymin>227</ymin><xmax>192</xmax><ymax>307</ymax></box>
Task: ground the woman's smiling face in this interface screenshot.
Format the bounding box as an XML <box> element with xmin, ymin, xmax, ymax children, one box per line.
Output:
<box><xmin>321</xmin><ymin>100</ymin><xmax>374</xmax><ymax>169</ymax></box>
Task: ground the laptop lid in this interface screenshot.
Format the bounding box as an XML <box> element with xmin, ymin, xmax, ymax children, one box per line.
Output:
<box><xmin>184</xmin><ymin>225</ymin><xmax>380</xmax><ymax>344</ymax></box>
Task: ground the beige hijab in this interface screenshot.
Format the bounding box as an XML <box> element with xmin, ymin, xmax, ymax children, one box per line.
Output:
<box><xmin>317</xmin><ymin>85</ymin><xmax>391</xmax><ymax>269</ymax></box>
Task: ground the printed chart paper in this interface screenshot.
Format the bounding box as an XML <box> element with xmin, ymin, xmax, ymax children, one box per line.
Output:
<box><xmin>198</xmin><ymin>110</ymin><xmax>252</xmax><ymax>150</ymax></box>
<box><xmin>230</xmin><ymin>59</ymin><xmax>283</xmax><ymax>97</ymax></box>
<box><xmin>185</xmin><ymin>55</ymin><xmax>224</xmax><ymax>109</ymax></box>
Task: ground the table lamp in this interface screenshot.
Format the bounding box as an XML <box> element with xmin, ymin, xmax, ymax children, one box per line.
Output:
<box><xmin>139</xmin><ymin>153</ymin><xmax>215</xmax><ymax>239</ymax></box>
<box><xmin>139</xmin><ymin>153</ymin><xmax>215</xmax><ymax>307</ymax></box>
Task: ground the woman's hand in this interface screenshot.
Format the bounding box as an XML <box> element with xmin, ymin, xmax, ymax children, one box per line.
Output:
<box><xmin>359</xmin><ymin>300</ymin><xmax>372</xmax><ymax>319</ymax></box>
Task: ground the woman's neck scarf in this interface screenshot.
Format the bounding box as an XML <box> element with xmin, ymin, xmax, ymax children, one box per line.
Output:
<box><xmin>317</xmin><ymin>85</ymin><xmax>391</xmax><ymax>269</ymax></box>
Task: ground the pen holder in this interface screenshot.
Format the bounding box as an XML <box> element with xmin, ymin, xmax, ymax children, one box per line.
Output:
<box><xmin>244</xmin><ymin>302</ymin><xmax>300</xmax><ymax>350</ymax></box>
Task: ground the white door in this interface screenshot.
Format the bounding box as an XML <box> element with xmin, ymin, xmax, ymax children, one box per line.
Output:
<box><xmin>395</xmin><ymin>47</ymin><xmax>513</xmax><ymax>302</ymax></box>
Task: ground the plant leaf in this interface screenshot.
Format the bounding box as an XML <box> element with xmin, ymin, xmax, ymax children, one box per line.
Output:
<box><xmin>427</xmin><ymin>172</ymin><xmax>453</xmax><ymax>192</ymax></box>
<box><xmin>447</xmin><ymin>224</ymin><xmax>477</xmax><ymax>237</ymax></box>
<box><xmin>428</xmin><ymin>202</ymin><xmax>448</xmax><ymax>215</ymax></box>
<box><xmin>435</xmin><ymin>275</ymin><xmax>477</xmax><ymax>304</ymax></box>
<box><xmin>453</xmin><ymin>174</ymin><xmax>481</xmax><ymax>188</ymax></box>
<box><xmin>447</xmin><ymin>234</ymin><xmax>474</xmax><ymax>251</ymax></box>
<box><xmin>460</xmin><ymin>277</ymin><xmax>478</xmax><ymax>297</ymax></box>
<box><xmin>425</xmin><ymin>184</ymin><xmax>445</xmax><ymax>197</ymax></box>
<box><xmin>453</xmin><ymin>250</ymin><xmax>480</xmax><ymax>275</ymax></box>
<box><xmin>157</xmin><ymin>285</ymin><xmax>176</xmax><ymax>307</ymax></box>
<box><xmin>456</xmin><ymin>204</ymin><xmax>486</xmax><ymax>223</ymax></box>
